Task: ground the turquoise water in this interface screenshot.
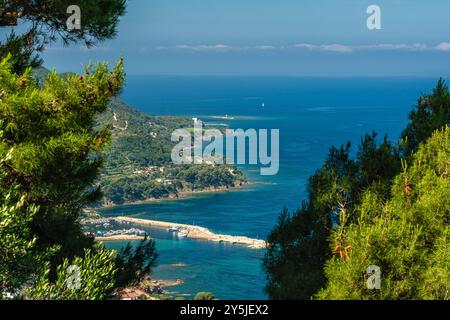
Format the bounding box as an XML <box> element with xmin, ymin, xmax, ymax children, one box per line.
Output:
<box><xmin>102</xmin><ymin>76</ymin><xmax>442</xmax><ymax>299</ymax></box>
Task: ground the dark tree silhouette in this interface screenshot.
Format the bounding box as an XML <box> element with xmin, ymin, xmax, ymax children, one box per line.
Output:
<box><xmin>0</xmin><ymin>0</ymin><xmax>126</xmax><ymax>73</ymax></box>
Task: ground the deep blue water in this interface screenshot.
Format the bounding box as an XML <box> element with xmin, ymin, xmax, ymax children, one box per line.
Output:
<box><xmin>102</xmin><ymin>76</ymin><xmax>441</xmax><ymax>299</ymax></box>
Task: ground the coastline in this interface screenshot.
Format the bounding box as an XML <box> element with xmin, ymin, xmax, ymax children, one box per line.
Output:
<box><xmin>95</xmin><ymin>234</ymin><xmax>146</xmax><ymax>241</ymax></box>
<box><xmin>100</xmin><ymin>182</ymin><xmax>255</xmax><ymax>209</ymax></box>
<box><xmin>89</xmin><ymin>181</ymin><xmax>275</xmax><ymax>248</ymax></box>
<box><xmin>112</xmin><ymin>216</ymin><xmax>267</xmax><ymax>249</ymax></box>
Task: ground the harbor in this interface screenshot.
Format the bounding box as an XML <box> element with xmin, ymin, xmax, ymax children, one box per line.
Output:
<box><xmin>112</xmin><ymin>216</ymin><xmax>267</xmax><ymax>249</ymax></box>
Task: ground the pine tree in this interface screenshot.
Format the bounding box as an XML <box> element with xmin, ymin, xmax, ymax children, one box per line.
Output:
<box><xmin>1</xmin><ymin>1</ymin><xmax>159</xmax><ymax>299</ymax></box>
<box><xmin>1</xmin><ymin>0</ymin><xmax>126</xmax><ymax>73</ymax></box>
<box><xmin>0</xmin><ymin>55</ymin><xmax>126</xmax><ymax>298</ymax></box>
<box><xmin>401</xmin><ymin>78</ymin><xmax>450</xmax><ymax>155</ymax></box>
<box><xmin>264</xmin><ymin>134</ymin><xmax>400</xmax><ymax>299</ymax></box>
<box><xmin>317</xmin><ymin>126</ymin><xmax>449</xmax><ymax>299</ymax></box>
<box><xmin>0</xmin><ymin>187</ymin><xmax>43</xmax><ymax>296</ymax></box>
<box><xmin>28</xmin><ymin>246</ymin><xmax>118</xmax><ymax>300</ymax></box>
<box><xmin>264</xmin><ymin>79</ymin><xmax>449</xmax><ymax>300</ymax></box>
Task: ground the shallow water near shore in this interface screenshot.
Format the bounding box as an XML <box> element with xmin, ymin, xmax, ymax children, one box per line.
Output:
<box><xmin>105</xmin><ymin>227</ymin><xmax>266</xmax><ymax>300</ymax></box>
<box><xmin>102</xmin><ymin>76</ymin><xmax>441</xmax><ymax>299</ymax></box>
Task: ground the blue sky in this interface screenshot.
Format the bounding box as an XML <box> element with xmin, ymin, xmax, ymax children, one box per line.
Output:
<box><xmin>6</xmin><ymin>0</ymin><xmax>450</xmax><ymax>75</ymax></box>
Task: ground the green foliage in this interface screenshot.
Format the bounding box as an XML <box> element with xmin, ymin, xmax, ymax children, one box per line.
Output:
<box><xmin>0</xmin><ymin>0</ymin><xmax>127</xmax><ymax>73</ymax></box>
<box><xmin>102</xmin><ymin>175</ymin><xmax>180</xmax><ymax>205</ymax></box>
<box><xmin>0</xmin><ymin>31</ymin><xmax>43</xmax><ymax>75</ymax></box>
<box><xmin>98</xmin><ymin>98</ymin><xmax>194</xmax><ymax>168</ymax></box>
<box><xmin>264</xmin><ymin>132</ymin><xmax>400</xmax><ymax>299</ymax></box>
<box><xmin>317</xmin><ymin>127</ymin><xmax>449</xmax><ymax>299</ymax></box>
<box><xmin>114</xmin><ymin>235</ymin><xmax>158</xmax><ymax>288</ymax></box>
<box><xmin>29</xmin><ymin>246</ymin><xmax>117</xmax><ymax>300</ymax></box>
<box><xmin>0</xmin><ymin>187</ymin><xmax>43</xmax><ymax>295</ymax></box>
<box><xmin>0</xmin><ymin>55</ymin><xmax>124</xmax><ymax>263</ymax></box>
<box><xmin>177</xmin><ymin>165</ymin><xmax>243</xmax><ymax>190</ymax></box>
<box><xmin>95</xmin><ymin>98</ymin><xmax>246</xmax><ymax>205</ymax></box>
<box><xmin>401</xmin><ymin>78</ymin><xmax>450</xmax><ymax>155</ymax></box>
<box><xmin>0</xmin><ymin>56</ymin><xmax>132</xmax><ymax>299</ymax></box>
<box><xmin>194</xmin><ymin>292</ymin><xmax>217</xmax><ymax>300</ymax></box>
<box><xmin>1</xmin><ymin>3</ymin><xmax>160</xmax><ymax>300</ymax></box>
<box><xmin>263</xmin><ymin>205</ymin><xmax>330</xmax><ymax>300</ymax></box>
<box><xmin>265</xmin><ymin>79</ymin><xmax>449</xmax><ymax>300</ymax></box>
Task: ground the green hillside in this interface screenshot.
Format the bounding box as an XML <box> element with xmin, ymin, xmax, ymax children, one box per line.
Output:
<box><xmin>31</xmin><ymin>67</ymin><xmax>245</xmax><ymax>206</ymax></box>
<box><xmin>97</xmin><ymin>98</ymin><xmax>246</xmax><ymax>205</ymax></box>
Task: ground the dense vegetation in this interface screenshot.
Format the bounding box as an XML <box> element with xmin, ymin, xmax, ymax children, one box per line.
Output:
<box><xmin>96</xmin><ymin>97</ymin><xmax>246</xmax><ymax>205</ymax></box>
<box><xmin>0</xmin><ymin>1</ymin><xmax>161</xmax><ymax>300</ymax></box>
<box><xmin>31</xmin><ymin>68</ymin><xmax>246</xmax><ymax>207</ymax></box>
<box><xmin>318</xmin><ymin>127</ymin><xmax>449</xmax><ymax>299</ymax></box>
<box><xmin>1</xmin><ymin>0</ymin><xmax>245</xmax><ymax>300</ymax></box>
<box><xmin>2</xmin><ymin>0</ymin><xmax>448</xmax><ymax>301</ymax></box>
<box><xmin>264</xmin><ymin>80</ymin><xmax>449</xmax><ymax>300</ymax></box>
<box><xmin>0</xmin><ymin>56</ymin><xmax>158</xmax><ymax>299</ymax></box>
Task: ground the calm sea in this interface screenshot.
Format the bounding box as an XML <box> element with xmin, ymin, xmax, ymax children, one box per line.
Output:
<box><xmin>102</xmin><ymin>76</ymin><xmax>441</xmax><ymax>299</ymax></box>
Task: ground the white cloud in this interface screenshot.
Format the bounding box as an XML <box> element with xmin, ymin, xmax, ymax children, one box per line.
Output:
<box><xmin>174</xmin><ymin>44</ymin><xmax>231</xmax><ymax>52</ymax></box>
<box><xmin>321</xmin><ymin>44</ymin><xmax>353</xmax><ymax>53</ymax></box>
<box><xmin>170</xmin><ymin>44</ymin><xmax>279</xmax><ymax>52</ymax></box>
<box><xmin>154</xmin><ymin>42</ymin><xmax>450</xmax><ymax>54</ymax></box>
<box><xmin>292</xmin><ymin>43</ymin><xmax>353</xmax><ymax>53</ymax></box>
<box><xmin>435</xmin><ymin>42</ymin><xmax>450</xmax><ymax>51</ymax></box>
<box><xmin>291</xmin><ymin>43</ymin><xmax>429</xmax><ymax>53</ymax></box>
<box><xmin>253</xmin><ymin>45</ymin><xmax>276</xmax><ymax>50</ymax></box>
<box><xmin>357</xmin><ymin>43</ymin><xmax>427</xmax><ymax>51</ymax></box>
<box><xmin>292</xmin><ymin>43</ymin><xmax>316</xmax><ymax>50</ymax></box>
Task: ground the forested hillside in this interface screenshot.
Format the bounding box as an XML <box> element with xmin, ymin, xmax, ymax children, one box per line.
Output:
<box><xmin>97</xmin><ymin>97</ymin><xmax>246</xmax><ymax>205</ymax></box>
<box><xmin>33</xmin><ymin>67</ymin><xmax>246</xmax><ymax>206</ymax></box>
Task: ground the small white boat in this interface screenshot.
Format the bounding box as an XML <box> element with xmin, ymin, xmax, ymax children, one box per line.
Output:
<box><xmin>177</xmin><ymin>229</ymin><xmax>189</xmax><ymax>238</ymax></box>
<box><xmin>167</xmin><ymin>226</ymin><xmax>180</xmax><ymax>233</ymax></box>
